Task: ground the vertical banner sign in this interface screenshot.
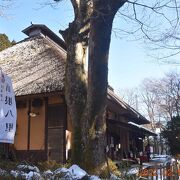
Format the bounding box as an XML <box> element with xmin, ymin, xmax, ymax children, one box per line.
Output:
<box><xmin>0</xmin><ymin>72</ymin><xmax>17</xmax><ymax>143</ymax></box>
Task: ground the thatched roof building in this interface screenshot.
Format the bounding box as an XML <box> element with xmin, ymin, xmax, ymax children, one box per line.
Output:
<box><xmin>0</xmin><ymin>24</ymin><xmax>150</xmax><ymax>124</ymax></box>
<box><xmin>0</xmin><ymin>24</ymin><xmax>156</xmax><ymax>162</ymax></box>
<box><xmin>0</xmin><ymin>24</ymin><xmax>152</xmax><ymax>124</ymax></box>
<box><xmin>0</xmin><ymin>25</ymin><xmax>66</xmax><ymax>96</ymax></box>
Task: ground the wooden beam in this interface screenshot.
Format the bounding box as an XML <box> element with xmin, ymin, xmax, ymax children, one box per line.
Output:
<box><xmin>27</xmin><ymin>100</ymin><xmax>31</xmax><ymax>150</ymax></box>
<box><xmin>63</xmin><ymin>102</ymin><xmax>67</xmax><ymax>163</ymax></box>
<box><xmin>16</xmin><ymin>91</ymin><xmax>64</xmax><ymax>100</ymax></box>
<box><xmin>44</xmin><ymin>97</ymin><xmax>48</xmax><ymax>160</ymax></box>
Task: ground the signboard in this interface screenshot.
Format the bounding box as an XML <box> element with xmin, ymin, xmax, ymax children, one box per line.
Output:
<box><xmin>0</xmin><ymin>72</ymin><xmax>16</xmax><ymax>143</ymax></box>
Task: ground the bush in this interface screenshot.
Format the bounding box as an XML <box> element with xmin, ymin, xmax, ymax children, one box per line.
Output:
<box><xmin>37</xmin><ymin>160</ymin><xmax>71</xmax><ymax>171</ymax></box>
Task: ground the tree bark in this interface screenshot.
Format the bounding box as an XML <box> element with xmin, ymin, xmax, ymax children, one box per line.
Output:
<box><xmin>81</xmin><ymin>0</ymin><xmax>126</xmax><ymax>175</ymax></box>
<box><xmin>60</xmin><ymin>1</ymin><xmax>91</xmax><ymax>164</ymax></box>
<box><xmin>61</xmin><ymin>0</ymin><xmax>126</xmax><ymax>175</ymax></box>
<box><xmin>64</xmin><ymin>26</ymin><xmax>87</xmax><ymax>164</ymax></box>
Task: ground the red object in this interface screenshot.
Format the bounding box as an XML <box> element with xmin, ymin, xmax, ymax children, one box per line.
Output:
<box><xmin>140</xmin><ymin>155</ymin><xmax>148</xmax><ymax>164</ymax></box>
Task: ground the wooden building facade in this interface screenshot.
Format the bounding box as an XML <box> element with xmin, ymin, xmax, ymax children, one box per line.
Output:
<box><xmin>14</xmin><ymin>95</ymin><xmax>68</xmax><ymax>162</ymax></box>
<box><xmin>106</xmin><ymin>88</ymin><xmax>156</xmax><ymax>161</ymax></box>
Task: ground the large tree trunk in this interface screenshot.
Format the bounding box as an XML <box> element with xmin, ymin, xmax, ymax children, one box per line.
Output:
<box><xmin>64</xmin><ymin>26</ymin><xmax>87</xmax><ymax>164</ymax></box>
<box><xmin>81</xmin><ymin>0</ymin><xmax>126</xmax><ymax>176</ymax></box>
<box><xmin>61</xmin><ymin>0</ymin><xmax>126</xmax><ymax>175</ymax></box>
<box><xmin>61</xmin><ymin>1</ymin><xmax>91</xmax><ymax>164</ymax></box>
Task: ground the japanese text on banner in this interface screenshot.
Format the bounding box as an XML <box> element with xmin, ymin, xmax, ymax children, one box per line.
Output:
<box><xmin>0</xmin><ymin>72</ymin><xmax>17</xmax><ymax>144</ymax></box>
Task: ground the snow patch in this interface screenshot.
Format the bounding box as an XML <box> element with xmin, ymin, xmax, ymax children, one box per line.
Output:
<box><xmin>0</xmin><ymin>168</ymin><xmax>8</xmax><ymax>176</ymax></box>
<box><xmin>26</xmin><ymin>171</ymin><xmax>41</xmax><ymax>179</ymax></box>
<box><xmin>89</xmin><ymin>175</ymin><xmax>101</xmax><ymax>180</ymax></box>
<box><xmin>68</xmin><ymin>164</ymin><xmax>87</xmax><ymax>179</ymax></box>
<box><xmin>17</xmin><ymin>164</ymin><xmax>40</xmax><ymax>173</ymax></box>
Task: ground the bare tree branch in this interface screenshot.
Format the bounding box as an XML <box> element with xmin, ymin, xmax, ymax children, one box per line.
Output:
<box><xmin>0</xmin><ymin>0</ymin><xmax>14</xmax><ymax>17</ymax></box>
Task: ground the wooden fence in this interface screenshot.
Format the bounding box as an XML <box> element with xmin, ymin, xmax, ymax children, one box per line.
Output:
<box><xmin>138</xmin><ymin>162</ymin><xmax>180</xmax><ymax>180</ymax></box>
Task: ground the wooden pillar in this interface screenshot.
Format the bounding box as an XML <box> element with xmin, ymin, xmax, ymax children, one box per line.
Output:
<box><xmin>44</xmin><ymin>97</ymin><xmax>48</xmax><ymax>160</ymax></box>
<box><xmin>27</xmin><ymin>100</ymin><xmax>31</xmax><ymax>150</ymax></box>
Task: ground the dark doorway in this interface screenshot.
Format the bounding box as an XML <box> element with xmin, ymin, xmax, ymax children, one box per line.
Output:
<box><xmin>47</xmin><ymin>104</ymin><xmax>66</xmax><ymax>162</ymax></box>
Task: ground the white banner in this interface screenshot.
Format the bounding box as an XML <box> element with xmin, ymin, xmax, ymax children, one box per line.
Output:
<box><xmin>0</xmin><ymin>72</ymin><xmax>17</xmax><ymax>144</ymax></box>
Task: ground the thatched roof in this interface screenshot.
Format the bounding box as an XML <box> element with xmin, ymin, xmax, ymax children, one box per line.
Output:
<box><xmin>22</xmin><ymin>24</ymin><xmax>66</xmax><ymax>50</ymax></box>
<box><xmin>107</xmin><ymin>88</ymin><xmax>149</xmax><ymax>124</ymax></box>
<box><xmin>0</xmin><ymin>35</ymin><xmax>66</xmax><ymax>96</ymax></box>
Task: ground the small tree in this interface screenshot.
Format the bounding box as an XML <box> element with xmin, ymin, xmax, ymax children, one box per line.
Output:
<box><xmin>161</xmin><ymin>116</ymin><xmax>180</xmax><ymax>156</ymax></box>
<box><xmin>0</xmin><ymin>34</ymin><xmax>11</xmax><ymax>51</ymax></box>
<box><xmin>0</xmin><ymin>34</ymin><xmax>15</xmax><ymax>52</ymax></box>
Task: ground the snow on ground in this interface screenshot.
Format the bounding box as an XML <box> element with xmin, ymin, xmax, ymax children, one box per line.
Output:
<box><xmin>1</xmin><ymin>163</ymin><xmax>103</xmax><ymax>179</ymax></box>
